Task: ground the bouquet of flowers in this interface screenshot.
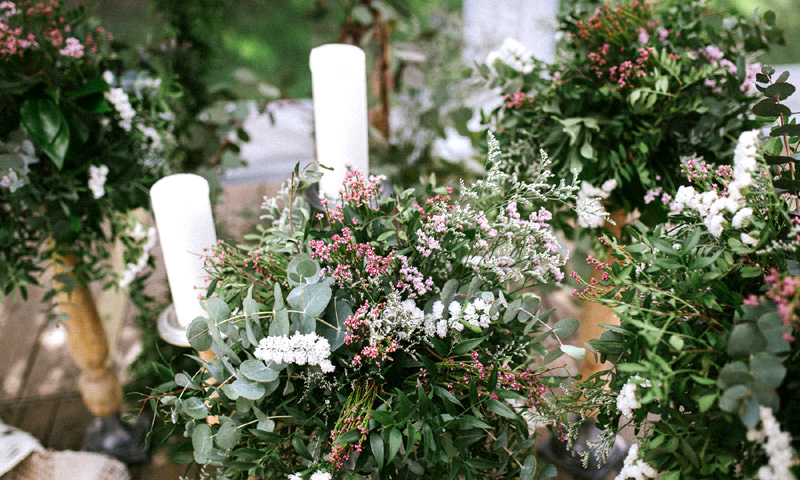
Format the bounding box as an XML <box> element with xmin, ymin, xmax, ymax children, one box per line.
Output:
<box><xmin>149</xmin><ymin>136</ymin><xmax>601</xmax><ymax>479</ymax></box>
<box><xmin>564</xmin><ymin>68</ymin><xmax>799</xmax><ymax>479</ymax></box>
<box><xmin>0</xmin><ymin>0</ymin><xmax>173</xmax><ymax>296</ymax></box>
<box><xmin>479</xmin><ymin>0</ymin><xmax>784</xmax><ymax>231</ymax></box>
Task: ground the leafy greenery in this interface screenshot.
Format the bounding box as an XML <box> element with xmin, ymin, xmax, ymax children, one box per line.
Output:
<box><xmin>562</xmin><ymin>67</ymin><xmax>799</xmax><ymax>479</ymax></box>
<box><xmin>150</xmin><ymin>138</ymin><xmax>591</xmax><ymax>479</ymax></box>
<box><xmin>480</xmin><ymin>0</ymin><xmax>784</xmax><ymax>234</ymax></box>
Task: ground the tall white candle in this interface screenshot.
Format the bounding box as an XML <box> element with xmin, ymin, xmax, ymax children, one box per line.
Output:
<box><xmin>309</xmin><ymin>44</ymin><xmax>369</xmax><ymax>198</ymax></box>
<box><xmin>150</xmin><ymin>174</ymin><xmax>218</xmax><ymax>328</ymax></box>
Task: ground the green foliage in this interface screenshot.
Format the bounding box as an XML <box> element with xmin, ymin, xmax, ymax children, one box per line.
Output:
<box><xmin>481</xmin><ymin>0</ymin><xmax>785</xmax><ymax>233</ymax></box>
<box><xmin>0</xmin><ymin>0</ymin><xmax>175</xmax><ymax>296</ymax></box>
<box><xmin>151</xmin><ymin>142</ymin><xmax>588</xmax><ymax>479</ymax></box>
<box><xmin>564</xmin><ymin>93</ymin><xmax>800</xmax><ymax>477</ymax></box>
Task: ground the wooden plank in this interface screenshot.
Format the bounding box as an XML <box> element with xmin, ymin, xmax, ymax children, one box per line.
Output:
<box><xmin>1</xmin><ymin>287</ymin><xmax>51</xmax><ymax>402</ymax></box>
<box><xmin>14</xmin><ymin>398</ymin><xmax>59</xmax><ymax>446</ymax></box>
<box><xmin>19</xmin><ymin>321</ymin><xmax>81</xmax><ymax>400</ymax></box>
<box><xmin>46</xmin><ymin>394</ymin><xmax>90</xmax><ymax>451</ymax></box>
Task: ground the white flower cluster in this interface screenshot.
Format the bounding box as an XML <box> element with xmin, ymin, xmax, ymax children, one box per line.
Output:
<box><xmin>671</xmin><ymin>130</ymin><xmax>760</xmax><ymax>244</ymax></box>
<box><xmin>105</xmin><ymin>87</ymin><xmax>136</xmax><ymax>132</ymax></box>
<box><xmin>617</xmin><ymin>376</ymin><xmax>650</xmax><ymax>419</ymax></box>
<box><xmin>423</xmin><ymin>298</ymin><xmax>499</xmax><ymax>338</ymax></box>
<box><xmin>371</xmin><ymin>293</ymin><xmax>426</xmax><ymax>343</ymax></box>
<box><xmin>254</xmin><ymin>332</ymin><xmax>334</xmax><ymax>373</ymax></box>
<box><xmin>747</xmin><ymin>406</ymin><xmax>796</xmax><ymax>480</ymax></box>
<box><xmin>119</xmin><ymin>221</ymin><xmax>158</xmax><ymax>288</ymax></box>
<box><xmin>576</xmin><ymin>179</ymin><xmax>617</xmax><ymax>228</ymax></box>
<box><xmin>88</xmin><ymin>164</ymin><xmax>109</xmax><ymax>199</ymax></box>
<box><xmin>288</xmin><ymin>471</ymin><xmax>331</xmax><ymax>480</ymax></box>
<box><xmin>614</xmin><ymin>444</ymin><xmax>658</xmax><ymax>480</ymax></box>
<box><xmin>486</xmin><ymin>38</ymin><xmax>535</xmax><ymax>74</ymax></box>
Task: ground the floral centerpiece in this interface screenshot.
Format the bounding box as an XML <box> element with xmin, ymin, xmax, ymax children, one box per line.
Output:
<box><xmin>563</xmin><ymin>68</ymin><xmax>799</xmax><ymax>479</ymax></box>
<box><xmin>149</xmin><ymin>136</ymin><xmax>602</xmax><ymax>479</ymax></box>
<box><xmin>479</xmin><ymin>0</ymin><xmax>784</xmax><ymax>231</ymax></box>
<box><xmin>0</xmin><ymin>0</ymin><xmax>173</xmax><ymax>296</ymax></box>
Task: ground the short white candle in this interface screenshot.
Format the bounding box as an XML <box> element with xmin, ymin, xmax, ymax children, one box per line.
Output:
<box><xmin>309</xmin><ymin>43</ymin><xmax>369</xmax><ymax>198</ymax></box>
<box><xmin>150</xmin><ymin>174</ymin><xmax>218</xmax><ymax>329</ymax></box>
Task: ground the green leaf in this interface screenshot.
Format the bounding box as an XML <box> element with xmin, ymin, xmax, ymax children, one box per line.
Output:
<box><xmin>718</xmin><ymin>384</ymin><xmax>748</xmax><ymax>412</ymax></box>
<box><xmin>728</xmin><ymin>323</ymin><xmax>767</xmax><ymax>357</ymax></box>
<box><xmin>538</xmin><ymin>464</ymin><xmax>557</xmax><ymax>479</ymax></box>
<box><xmin>503</xmin><ymin>298</ymin><xmax>521</xmax><ymax>323</ymax></box>
<box><xmin>287</xmin><ymin>254</ymin><xmax>320</xmax><ymax>287</ymax></box>
<box><xmin>292</xmin><ymin>435</ymin><xmax>312</xmax><ymax>460</ymax></box>
<box><xmin>240</xmin><ymin>359</ymin><xmax>279</xmax><ymax>383</ymax></box>
<box><xmin>335</xmin><ymin>429</ymin><xmax>362</xmax><ymax>445</ymax></box>
<box><xmin>216</xmin><ymin>421</ymin><xmax>241</xmax><ymax>450</ymax></box>
<box><xmin>753</xmin><ymin>99</ymin><xmax>792</xmax><ymax>117</ymax></box>
<box><xmin>319</xmin><ymin>297</ymin><xmax>350</xmax><ymax>351</ymax></box>
<box><xmin>520</xmin><ymin>455</ymin><xmax>537</xmax><ymax>480</ymax></box>
<box><xmin>270</xmin><ymin>307</ymin><xmax>290</xmax><ymax>337</ymax></box>
<box><xmin>204</xmin><ymin>297</ymin><xmax>231</xmax><ymax>321</ymax></box>
<box><xmin>287</xmin><ymin>282</ymin><xmax>332</xmax><ymax>320</ymax></box>
<box><xmin>230</xmin><ymin>378</ymin><xmax>266</xmax><ymax>400</ymax></box>
<box><xmin>560</xmin><ymin>344</ymin><xmax>586</xmax><ymax>360</ymax></box>
<box><xmin>457</xmin><ymin>415</ymin><xmax>492</xmax><ymax>430</ymax></box>
<box><xmin>543</xmin><ymin>348</ymin><xmax>564</xmax><ymax>364</ymax></box>
<box><xmin>486</xmin><ymin>399</ymin><xmax>517</xmax><ymax>419</ymax></box>
<box><xmin>764</xmin><ymin>82</ymin><xmax>795</xmax><ymax>100</ymax></box>
<box><xmin>551</xmin><ymin>318</ymin><xmax>579</xmax><ymax>339</ymax></box>
<box><xmin>750</xmin><ymin>352</ymin><xmax>786</xmax><ymax>389</ymax></box>
<box><xmin>182</xmin><ymin>397</ymin><xmax>209</xmax><ymax>420</ymax></box>
<box><xmin>451</xmin><ymin>336</ymin><xmax>487</xmax><ymax>355</ymax></box>
<box><xmin>740</xmin><ymin>397</ymin><xmax>760</xmax><ymax>429</ymax></box>
<box><xmin>370</xmin><ymin>432</ymin><xmax>384</xmax><ymax>468</ymax></box>
<box><xmin>771</xmin><ymin>123</ymin><xmax>800</xmax><ymax>137</ymax></box>
<box><xmin>440</xmin><ymin>279</ymin><xmax>459</xmax><ymax>308</ymax></box>
<box><xmin>187</xmin><ymin>317</ymin><xmax>212</xmax><ymax>351</ymax></box>
<box><xmin>697</xmin><ymin>392</ymin><xmax>717</xmax><ymax>412</ymax></box>
<box><xmin>175</xmin><ymin>372</ymin><xmax>201</xmax><ymax>390</ymax></box>
<box><xmin>192</xmin><ymin>424</ymin><xmax>213</xmax><ymax>463</ymax></box>
<box><xmin>387</xmin><ymin>427</ymin><xmax>402</xmax><ymax>464</ymax></box>
<box><xmin>20</xmin><ymin>98</ymin><xmax>69</xmax><ymax>169</ymax></box>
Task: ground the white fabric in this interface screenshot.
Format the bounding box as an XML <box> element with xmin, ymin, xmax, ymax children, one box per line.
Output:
<box><xmin>0</xmin><ymin>420</ymin><xmax>44</xmax><ymax>476</ymax></box>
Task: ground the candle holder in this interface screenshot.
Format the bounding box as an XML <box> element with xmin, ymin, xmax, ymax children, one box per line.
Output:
<box><xmin>157</xmin><ymin>304</ymin><xmax>191</xmax><ymax>347</ymax></box>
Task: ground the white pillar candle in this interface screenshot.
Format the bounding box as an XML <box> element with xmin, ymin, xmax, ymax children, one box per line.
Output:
<box><xmin>309</xmin><ymin>43</ymin><xmax>369</xmax><ymax>198</ymax></box>
<box><xmin>150</xmin><ymin>174</ymin><xmax>218</xmax><ymax>328</ymax></box>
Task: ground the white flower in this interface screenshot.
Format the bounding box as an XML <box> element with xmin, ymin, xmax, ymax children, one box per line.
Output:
<box><xmin>432</xmin><ymin>128</ymin><xmax>474</xmax><ymax>162</ymax></box>
<box><xmin>310</xmin><ymin>471</ymin><xmax>332</xmax><ymax>480</ymax></box>
<box><xmin>486</xmin><ymin>38</ymin><xmax>535</xmax><ymax>74</ymax></box>
<box><xmin>704</xmin><ymin>214</ymin><xmax>724</xmax><ymax>238</ymax></box>
<box><xmin>255</xmin><ymin>333</ymin><xmax>333</xmax><ymax>372</ymax></box>
<box><xmin>732</xmin><ymin>207</ymin><xmax>753</xmax><ymax>228</ymax></box>
<box><xmin>616</xmin><ymin>382</ymin><xmax>641</xmax><ymax>420</ymax></box>
<box><xmin>614</xmin><ymin>444</ymin><xmax>658</xmax><ymax>480</ymax></box>
<box><xmin>105</xmin><ymin>87</ymin><xmax>136</xmax><ymax>131</ymax></box>
<box><xmin>288</xmin><ymin>474</ymin><xmax>303</xmax><ymax>480</ymax></box>
<box><xmin>741</xmin><ymin>233</ymin><xmax>759</xmax><ymax>247</ymax></box>
<box><xmin>448</xmin><ymin>301</ymin><xmax>462</xmax><ymax>318</ymax></box>
<box><xmin>749</xmin><ymin>406</ymin><xmax>796</xmax><ymax>480</ymax></box>
<box><xmin>88</xmin><ymin>164</ymin><xmax>109</xmax><ymax>199</ymax></box>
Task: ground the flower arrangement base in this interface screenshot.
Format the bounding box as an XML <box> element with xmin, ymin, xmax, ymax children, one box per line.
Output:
<box><xmin>537</xmin><ymin>420</ymin><xmax>628</xmax><ymax>479</ymax></box>
<box><xmin>82</xmin><ymin>413</ymin><xmax>151</xmax><ymax>465</ymax></box>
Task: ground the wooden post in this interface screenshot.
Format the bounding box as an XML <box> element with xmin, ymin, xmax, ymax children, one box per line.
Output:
<box><xmin>52</xmin><ymin>251</ymin><xmax>122</xmax><ymax>418</ymax></box>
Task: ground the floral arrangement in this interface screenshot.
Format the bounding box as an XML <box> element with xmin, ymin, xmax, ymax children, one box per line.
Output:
<box><xmin>0</xmin><ymin>0</ymin><xmax>173</xmax><ymax>297</ymax></box>
<box><xmin>149</xmin><ymin>136</ymin><xmax>602</xmax><ymax>479</ymax></box>
<box><xmin>562</xmin><ymin>68</ymin><xmax>799</xmax><ymax>479</ymax></box>
<box><xmin>479</xmin><ymin>0</ymin><xmax>784</xmax><ymax>231</ymax></box>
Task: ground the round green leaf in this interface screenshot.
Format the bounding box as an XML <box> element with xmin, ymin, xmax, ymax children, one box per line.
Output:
<box><xmin>230</xmin><ymin>378</ymin><xmax>266</xmax><ymax>400</ymax></box>
<box><xmin>727</xmin><ymin>323</ymin><xmax>767</xmax><ymax>357</ymax></box>
<box><xmin>753</xmin><ymin>99</ymin><xmax>792</xmax><ymax>117</ymax></box>
<box><xmin>552</xmin><ymin>318</ymin><xmax>580</xmax><ymax>339</ymax></box>
<box><xmin>240</xmin><ymin>359</ymin><xmax>279</xmax><ymax>382</ymax></box>
<box><xmin>182</xmin><ymin>397</ymin><xmax>209</xmax><ymax>420</ymax></box>
<box><xmin>204</xmin><ymin>297</ymin><xmax>231</xmax><ymax>322</ymax></box>
<box><xmin>215</xmin><ymin>421</ymin><xmax>241</xmax><ymax>450</ymax></box>
<box><xmin>187</xmin><ymin>317</ymin><xmax>212</xmax><ymax>351</ymax></box>
<box><xmin>192</xmin><ymin>423</ymin><xmax>213</xmax><ymax>463</ymax></box>
<box><xmin>764</xmin><ymin>82</ymin><xmax>795</xmax><ymax>100</ymax></box>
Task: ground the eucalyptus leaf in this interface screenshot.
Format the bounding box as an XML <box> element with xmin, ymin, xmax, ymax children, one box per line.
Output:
<box><xmin>204</xmin><ymin>297</ymin><xmax>231</xmax><ymax>321</ymax></box>
<box><xmin>216</xmin><ymin>421</ymin><xmax>241</xmax><ymax>450</ymax></box>
<box><xmin>230</xmin><ymin>378</ymin><xmax>266</xmax><ymax>400</ymax></box>
<box><xmin>560</xmin><ymin>344</ymin><xmax>587</xmax><ymax>360</ymax></box>
<box><xmin>192</xmin><ymin>423</ymin><xmax>213</xmax><ymax>463</ymax></box>
<box><xmin>240</xmin><ymin>359</ymin><xmax>279</xmax><ymax>382</ymax></box>
<box><xmin>270</xmin><ymin>307</ymin><xmax>290</xmax><ymax>337</ymax></box>
<box><xmin>287</xmin><ymin>282</ymin><xmax>332</xmax><ymax>319</ymax></box>
<box><xmin>551</xmin><ymin>318</ymin><xmax>580</xmax><ymax>339</ymax></box>
<box><xmin>187</xmin><ymin>317</ymin><xmax>212</xmax><ymax>351</ymax></box>
<box><xmin>182</xmin><ymin>397</ymin><xmax>209</xmax><ymax>420</ymax></box>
